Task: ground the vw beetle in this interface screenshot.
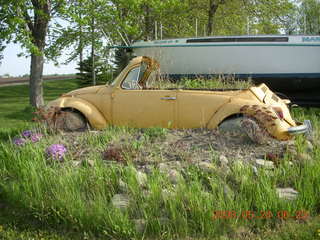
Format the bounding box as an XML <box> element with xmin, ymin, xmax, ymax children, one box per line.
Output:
<box><xmin>47</xmin><ymin>56</ymin><xmax>311</xmax><ymax>143</ymax></box>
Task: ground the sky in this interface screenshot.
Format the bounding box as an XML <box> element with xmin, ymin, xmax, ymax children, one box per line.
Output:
<box><xmin>0</xmin><ymin>43</ymin><xmax>78</xmax><ymax>77</ymax></box>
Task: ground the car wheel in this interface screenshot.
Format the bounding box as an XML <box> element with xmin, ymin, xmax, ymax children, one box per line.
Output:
<box><xmin>219</xmin><ymin>116</ymin><xmax>270</xmax><ymax>144</ymax></box>
<box><xmin>218</xmin><ymin>117</ymin><xmax>244</xmax><ymax>134</ymax></box>
<box><xmin>240</xmin><ymin>117</ymin><xmax>270</xmax><ymax>144</ymax></box>
<box><xmin>55</xmin><ymin>110</ymin><xmax>88</xmax><ymax>132</ymax></box>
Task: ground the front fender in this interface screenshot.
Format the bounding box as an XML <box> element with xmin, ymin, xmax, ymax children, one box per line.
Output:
<box><xmin>48</xmin><ymin>97</ymin><xmax>108</xmax><ymax>129</ymax></box>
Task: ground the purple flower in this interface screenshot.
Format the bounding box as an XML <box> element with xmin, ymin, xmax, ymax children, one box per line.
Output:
<box><xmin>30</xmin><ymin>133</ymin><xmax>43</xmax><ymax>143</ymax></box>
<box><xmin>21</xmin><ymin>130</ymin><xmax>33</xmax><ymax>138</ymax></box>
<box><xmin>13</xmin><ymin>137</ymin><xmax>26</xmax><ymax>146</ymax></box>
<box><xmin>46</xmin><ymin>144</ymin><xmax>67</xmax><ymax>160</ymax></box>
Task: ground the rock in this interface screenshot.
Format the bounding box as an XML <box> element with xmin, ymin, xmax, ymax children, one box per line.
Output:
<box><xmin>133</xmin><ymin>219</ymin><xmax>146</xmax><ymax>234</ymax></box>
<box><xmin>136</xmin><ymin>171</ymin><xmax>147</xmax><ymax>188</ymax></box>
<box><xmin>252</xmin><ymin>166</ymin><xmax>258</xmax><ymax>176</ymax></box>
<box><xmin>162</xmin><ymin>188</ymin><xmax>175</xmax><ymax>200</ymax></box>
<box><xmin>159</xmin><ymin>161</ymin><xmax>182</xmax><ymax>173</ymax></box>
<box><xmin>198</xmin><ymin>161</ymin><xmax>215</xmax><ymax>173</ymax></box>
<box><xmin>72</xmin><ymin>161</ymin><xmax>82</xmax><ymax>167</ymax></box>
<box><xmin>297</xmin><ymin>152</ymin><xmax>312</xmax><ymax>162</ymax></box>
<box><xmin>168</xmin><ymin>169</ymin><xmax>183</xmax><ymax>184</ymax></box>
<box><xmin>306</xmin><ymin>140</ymin><xmax>314</xmax><ymax>153</ymax></box>
<box><xmin>276</xmin><ymin>188</ymin><xmax>298</xmax><ymax>200</ymax></box>
<box><xmin>157</xmin><ymin>217</ymin><xmax>170</xmax><ymax>225</ymax></box>
<box><xmin>142</xmin><ymin>165</ymin><xmax>154</xmax><ymax>174</ymax></box>
<box><xmin>255</xmin><ymin>159</ymin><xmax>275</xmax><ymax>169</ymax></box>
<box><xmin>159</xmin><ymin>163</ymin><xmax>169</xmax><ymax>173</ymax></box>
<box><xmin>223</xmin><ymin>184</ymin><xmax>234</xmax><ymax>200</ymax></box>
<box><xmin>118</xmin><ymin>179</ymin><xmax>128</xmax><ymax>193</ymax></box>
<box><xmin>87</xmin><ymin>160</ymin><xmax>95</xmax><ymax>167</ymax></box>
<box><xmin>111</xmin><ymin>194</ymin><xmax>130</xmax><ymax>210</ymax></box>
<box><xmin>218</xmin><ymin>155</ymin><xmax>229</xmax><ymax>167</ymax></box>
<box><xmin>287</xmin><ymin>147</ymin><xmax>297</xmax><ymax>156</ymax></box>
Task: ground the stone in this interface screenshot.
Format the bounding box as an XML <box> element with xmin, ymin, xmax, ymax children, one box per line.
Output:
<box><xmin>168</xmin><ymin>169</ymin><xmax>183</xmax><ymax>184</ymax></box>
<box><xmin>306</xmin><ymin>140</ymin><xmax>314</xmax><ymax>153</ymax></box>
<box><xmin>218</xmin><ymin>155</ymin><xmax>229</xmax><ymax>167</ymax></box>
<box><xmin>111</xmin><ymin>194</ymin><xmax>130</xmax><ymax>210</ymax></box>
<box><xmin>276</xmin><ymin>188</ymin><xmax>298</xmax><ymax>200</ymax></box>
<box><xmin>72</xmin><ymin>161</ymin><xmax>82</xmax><ymax>167</ymax></box>
<box><xmin>252</xmin><ymin>166</ymin><xmax>258</xmax><ymax>176</ymax></box>
<box><xmin>159</xmin><ymin>161</ymin><xmax>182</xmax><ymax>173</ymax></box>
<box><xmin>133</xmin><ymin>219</ymin><xmax>146</xmax><ymax>234</ymax></box>
<box><xmin>255</xmin><ymin>159</ymin><xmax>275</xmax><ymax>169</ymax></box>
<box><xmin>142</xmin><ymin>165</ymin><xmax>154</xmax><ymax>174</ymax></box>
<box><xmin>87</xmin><ymin>160</ymin><xmax>95</xmax><ymax>167</ymax></box>
<box><xmin>118</xmin><ymin>179</ymin><xmax>128</xmax><ymax>193</ymax></box>
<box><xmin>297</xmin><ymin>152</ymin><xmax>312</xmax><ymax>162</ymax></box>
<box><xmin>162</xmin><ymin>188</ymin><xmax>175</xmax><ymax>200</ymax></box>
<box><xmin>159</xmin><ymin>163</ymin><xmax>169</xmax><ymax>173</ymax></box>
<box><xmin>157</xmin><ymin>217</ymin><xmax>170</xmax><ymax>225</ymax></box>
<box><xmin>223</xmin><ymin>184</ymin><xmax>234</xmax><ymax>200</ymax></box>
<box><xmin>286</xmin><ymin>147</ymin><xmax>297</xmax><ymax>157</ymax></box>
<box><xmin>136</xmin><ymin>171</ymin><xmax>147</xmax><ymax>188</ymax></box>
<box><xmin>198</xmin><ymin>161</ymin><xmax>215</xmax><ymax>173</ymax></box>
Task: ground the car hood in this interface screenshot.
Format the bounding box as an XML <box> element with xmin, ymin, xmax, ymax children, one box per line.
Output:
<box><xmin>64</xmin><ymin>85</ymin><xmax>105</xmax><ymax>96</ymax></box>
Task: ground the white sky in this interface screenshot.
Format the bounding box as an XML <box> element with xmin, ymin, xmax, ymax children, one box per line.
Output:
<box><xmin>0</xmin><ymin>43</ymin><xmax>78</xmax><ymax>77</ymax></box>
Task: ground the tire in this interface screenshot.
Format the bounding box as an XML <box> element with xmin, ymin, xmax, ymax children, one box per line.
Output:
<box><xmin>219</xmin><ymin>116</ymin><xmax>269</xmax><ymax>144</ymax></box>
<box><xmin>55</xmin><ymin>110</ymin><xmax>88</xmax><ymax>132</ymax></box>
<box><xmin>240</xmin><ymin>117</ymin><xmax>270</xmax><ymax>144</ymax></box>
<box><xmin>218</xmin><ymin>117</ymin><xmax>244</xmax><ymax>134</ymax></box>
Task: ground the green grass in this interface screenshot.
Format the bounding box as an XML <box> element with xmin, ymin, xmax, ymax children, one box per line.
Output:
<box><xmin>0</xmin><ymin>79</ymin><xmax>320</xmax><ymax>239</ymax></box>
<box><xmin>0</xmin><ymin>79</ymin><xmax>78</xmax><ymax>129</ymax></box>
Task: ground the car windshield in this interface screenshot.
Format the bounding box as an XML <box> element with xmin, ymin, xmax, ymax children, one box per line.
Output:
<box><xmin>121</xmin><ymin>63</ymin><xmax>148</xmax><ymax>89</ymax></box>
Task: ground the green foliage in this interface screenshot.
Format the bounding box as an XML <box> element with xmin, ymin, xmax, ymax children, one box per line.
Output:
<box><xmin>298</xmin><ymin>0</ymin><xmax>320</xmax><ymax>34</ymax></box>
<box><xmin>113</xmin><ymin>48</ymin><xmax>133</xmax><ymax>76</ymax></box>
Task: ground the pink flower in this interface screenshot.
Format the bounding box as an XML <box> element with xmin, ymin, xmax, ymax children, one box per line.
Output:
<box><xmin>21</xmin><ymin>130</ymin><xmax>32</xmax><ymax>138</ymax></box>
<box><xmin>46</xmin><ymin>144</ymin><xmax>67</xmax><ymax>160</ymax></box>
<box><xmin>30</xmin><ymin>133</ymin><xmax>43</xmax><ymax>143</ymax></box>
<box><xmin>13</xmin><ymin>138</ymin><xmax>26</xmax><ymax>146</ymax></box>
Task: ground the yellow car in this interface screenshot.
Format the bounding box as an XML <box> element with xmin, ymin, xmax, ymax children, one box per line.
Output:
<box><xmin>47</xmin><ymin>56</ymin><xmax>311</xmax><ymax>143</ymax></box>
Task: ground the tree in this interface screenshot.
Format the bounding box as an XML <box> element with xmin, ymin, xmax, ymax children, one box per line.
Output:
<box><xmin>297</xmin><ymin>0</ymin><xmax>320</xmax><ymax>34</ymax></box>
<box><xmin>0</xmin><ymin>0</ymin><xmax>65</xmax><ymax>108</ymax></box>
<box><xmin>76</xmin><ymin>55</ymin><xmax>112</xmax><ymax>87</ymax></box>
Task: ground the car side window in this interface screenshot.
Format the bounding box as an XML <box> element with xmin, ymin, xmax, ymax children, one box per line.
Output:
<box><xmin>121</xmin><ymin>66</ymin><xmax>141</xmax><ymax>90</ymax></box>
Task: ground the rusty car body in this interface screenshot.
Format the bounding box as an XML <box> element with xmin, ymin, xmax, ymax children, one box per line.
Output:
<box><xmin>47</xmin><ymin>56</ymin><xmax>311</xmax><ymax>142</ymax></box>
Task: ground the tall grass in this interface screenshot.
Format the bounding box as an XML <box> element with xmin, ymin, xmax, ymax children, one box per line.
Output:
<box><xmin>0</xmin><ymin>78</ymin><xmax>319</xmax><ymax>239</ymax></box>
<box><xmin>0</xmin><ymin>114</ymin><xmax>319</xmax><ymax>239</ymax></box>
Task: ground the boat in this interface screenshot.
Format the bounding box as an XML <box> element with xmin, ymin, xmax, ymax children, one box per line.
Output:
<box><xmin>127</xmin><ymin>35</ymin><xmax>320</xmax><ymax>106</ymax></box>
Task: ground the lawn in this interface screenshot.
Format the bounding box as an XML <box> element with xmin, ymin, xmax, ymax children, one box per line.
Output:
<box><xmin>0</xmin><ymin>79</ymin><xmax>320</xmax><ymax>239</ymax></box>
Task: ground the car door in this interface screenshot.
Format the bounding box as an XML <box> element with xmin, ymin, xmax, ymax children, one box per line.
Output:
<box><xmin>177</xmin><ymin>90</ymin><xmax>229</xmax><ymax>128</ymax></box>
<box><xmin>112</xmin><ymin>65</ymin><xmax>176</xmax><ymax>128</ymax></box>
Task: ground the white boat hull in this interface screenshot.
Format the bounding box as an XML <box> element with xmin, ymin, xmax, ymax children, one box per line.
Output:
<box><xmin>130</xmin><ymin>35</ymin><xmax>320</xmax><ymax>105</ymax></box>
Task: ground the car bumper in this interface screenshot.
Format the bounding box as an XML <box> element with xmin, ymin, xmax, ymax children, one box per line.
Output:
<box><xmin>287</xmin><ymin>120</ymin><xmax>312</xmax><ymax>136</ymax></box>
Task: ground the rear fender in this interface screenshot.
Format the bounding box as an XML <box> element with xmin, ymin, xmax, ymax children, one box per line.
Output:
<box><xmin>53</xmin><ymin>97</ymin><xmax>108</xmax><ymax>129</ymax></box>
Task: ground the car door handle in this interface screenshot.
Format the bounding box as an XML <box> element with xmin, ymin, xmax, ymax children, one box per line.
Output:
<box><xmin>161</xmin><ymin>97</ymin><xmax>176</xmax><ymax>100</ymax></box>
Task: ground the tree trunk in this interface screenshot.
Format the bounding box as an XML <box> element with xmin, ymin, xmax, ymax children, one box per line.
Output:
<box><xmin>143</xmin><ymin>3</ymin><xmax>152</xmax><ymax>40</ymax></box>
<box><xmin>79</xmin><ymin>0</ymin><xmax>83</xmax><ymax>74</ymax></box>
<box><xmin>30</xmin><ymin>53</ymin><xmax>44</xmax><ymax>108</ymax></box>
<box><xmin>207</xmin><ymin>0</ymin><xmax>219</xmax><ymax>36</ymax></box>
<box><xmin>91</xmin><ymin>17</ymin><xmax>96</xmax><ymax>86</ymax></box>
<box><xmin>28</xmin><ymin>0</ymin><xmax>51</xmax><ymax>108</ymax></box>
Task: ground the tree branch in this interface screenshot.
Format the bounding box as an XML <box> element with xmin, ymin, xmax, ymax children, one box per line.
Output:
<box><xmin>23</xmin><ymin>10</ymin><xmax>34</xmax><ymax>32</ymax></box>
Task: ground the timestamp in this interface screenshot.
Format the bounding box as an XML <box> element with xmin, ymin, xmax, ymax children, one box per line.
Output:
<box><xmin>212</xmin><ymin>210</ymin><xmax>309</xmax><ymax>220</ymax></box>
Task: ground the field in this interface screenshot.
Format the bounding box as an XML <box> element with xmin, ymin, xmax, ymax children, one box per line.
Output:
<box><xmin>0</xmin><ymin>79</ymin><xmax>320</xmax><ymax>239</ymax></box>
